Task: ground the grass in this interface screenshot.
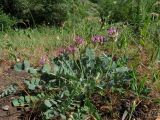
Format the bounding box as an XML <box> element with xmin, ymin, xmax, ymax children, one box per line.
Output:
<box><xmin>0</xmin><ymin>18</ymin><xmax>159</xmax><ymax>79</ymax></box>
<box><xmin>0</xmin><ymin>19</ymin><xmax>104</xmax><ymax>63</ymax></box>
<box><xmin>0</xmin><ymin>18</ymin><xmax>159</xmax><ymax>75</ymax></box>
<box><xmin>0</xmin><ymin>26</ymin><xmax>73</xmax><ymax>64</ymax></box>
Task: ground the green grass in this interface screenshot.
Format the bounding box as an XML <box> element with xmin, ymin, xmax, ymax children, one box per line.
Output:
<box><xmin>0</xmin><ymin>26</ymin><xmax>74</xmax><ymax>62</ymax></box>
<box><xmin>0</xmin><ymin>20</ymin><xmax>103</xmax><ymax>61</ymax></box>
<box><xmin>0</xmin><ymin>27</ymin><xmax>71</xmax><ymax>50</ymax></box>
<box><xmin>0</xmin><ymin>18</ymin><xmax>159</xmax><ymax>66</ymax></box>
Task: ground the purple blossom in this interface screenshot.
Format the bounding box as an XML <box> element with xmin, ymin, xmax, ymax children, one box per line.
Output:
<box><xmin>54</xmin><ymin>48</ymin><xmax>66</xmax><ymax>57</ymax></box>
<box><xmin>92</xmin><ymin>35</ymin><xmax>105</xmax><ymax>44</ymax></box>
<box><xmin>74</xmin><ymin>36</ymin><xmax>84</xmax><ymax>45</ymax></box>
<box><xmin>54</xmin><ymin>46</ymin><xmax>77</xmax><ymax>57</ymax></box>
<box><xmin>107</xmin><ymin>27</ymin><xmax>119</xmax><ymax>38</ymax></box>
<box><xmin>66</xmin><ymin>45</ymin><xmax>77</xmax><ymax>54</ymax></box>
<box><xmin>39</xmin><ymin>55</ymin><xmax>49</xmax><ymax>65</ymax></box>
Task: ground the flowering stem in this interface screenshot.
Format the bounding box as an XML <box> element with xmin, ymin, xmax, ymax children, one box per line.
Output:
<box><xmin>106</xmin><ymin>41</ymin><xmax>116</xmax><ymax>77</ymax></box>
<box><xmin>94</xmin><ymin>44</ymin><xmax>98</xmax><ymax>51</ymax></box>
<box><xmin>111</xmin><ymin>41</ymin><xmax>115</xmax><ymax>58</ymax></box>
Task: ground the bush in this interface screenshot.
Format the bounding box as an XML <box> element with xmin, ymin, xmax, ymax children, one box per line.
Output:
<box><xmin>0</xmin><ymin>9</ymin><xmax>15</xmax><ymax>31</ymax></box>
<box><xmin>0</xmin><ymin>0</ymin><xmax>99</xmax><ymax>28</ymax></box>
<box><xmin>67</xmin><ymin>0</ymin><xmax>98</xmax><ymax>21</ymax></box>
<box><xmin>94</xmin><ymin>0</ymin><xmax>159</xmax><ymax>27</ymax></box>
<box><xmin>98</xmin><ymin>0</ymin><xmax>136</xmax><ymax>23</ymax></box>
<box><xmin>0</xmin><ymin>0</ymin><xmax>68</xmax><ymax>26</ymax></box>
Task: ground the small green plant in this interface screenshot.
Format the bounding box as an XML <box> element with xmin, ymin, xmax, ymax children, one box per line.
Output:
<box><xmin>14</xmin><ymin>60</ymin><xmax>37</xmax><ymax>74</ymax></box>
<box><xmin>0</xmin><ymin>84</ymin><xmax>17</xmax><ymax>98</ymax></box>
<box><xmin>128</xmin><ymin>100</ymin><xmax>140</xmax><ymax>120</ymax></box>
<box><xmin>130</xmin><ymin>71</ymin><xmax>150</xmax><ymax>97</ymax></box>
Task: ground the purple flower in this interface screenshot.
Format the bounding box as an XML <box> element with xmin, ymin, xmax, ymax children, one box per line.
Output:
<box><xmin>54</xmin><ymin>48</ymin><xmax>66</xmax><ymax>57</ymax></box>
<box><xmin>74</xmin><ymin>36</ymin><xmax>84</xmax><ymax>45</ymax></box>
<box><xmin>39</xmin><ymin>55</ymin><xmax>49</xmax><ymax>65</ymax></box>
<box><xmin>92</xmin><ymin>35</ymin><xmax>105</xmax><ymax>44</ymax></box>
<box><xmin>54</xmin><ymin>45</ymin><xmax>77</xmax><ymax>57</ymax></box>
<box><xmin>107</xmin><ymin>27</ymin><xmax>119</xmax><ymax>39</ymax></box>
<box><xmin>66</xmin><ymin>45</ymin><xmax>77</xmax><ymax>54</ymax></box>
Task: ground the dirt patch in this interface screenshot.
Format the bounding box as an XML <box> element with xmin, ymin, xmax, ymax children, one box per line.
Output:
<box><xmin>91</xmin><ymin>91</ymin><xmax>160</xmax><ymax>120</ymax></box>
<box><xmin>0</xmin><ymin>69</ymin><xmax>30</xmax><ymax>120</ymax></box>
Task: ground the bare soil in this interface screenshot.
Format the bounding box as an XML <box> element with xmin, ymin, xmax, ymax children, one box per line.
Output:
<box><xmin>0</xmin><ymin>67</ymin><xmax>30</xmax><ymax>120</ymax></box>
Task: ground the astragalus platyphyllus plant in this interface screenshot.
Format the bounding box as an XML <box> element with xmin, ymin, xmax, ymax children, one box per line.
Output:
<box><xmin>4</xmin><ymin>45</ymin><xmax>134</xmax><ymax>120</ymax></box>
<box><xmin>107</xmin><ymin>27</ymin><xmax>119</xmax><ymax>42</ymax></box>
<box><xmin>92</xmin><ymin>35</ymin><xmax>106</xmax><ymax>44</ymax></box>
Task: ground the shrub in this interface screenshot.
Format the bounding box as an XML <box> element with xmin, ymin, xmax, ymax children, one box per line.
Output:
<box><xmin>0</xmin><ymin>0</ymin><xmax>98</xmax><ymax>27</ymax></box>
<box><xmin>94</xmin><ymin>0</ymin><xmax>159</xmax><ymax>30</ymax></box>
<box><xmin>0</xmin><ymin>9</ymin><xmax>15</xmax><ymax>31</ymax></box>
<box><xmin>66</xmin><ymin>0</ymin><xmax>99</xmax><ymax>23</ymax></box>
<box><xmin>0</xmin><ymin>0</ymin><xmax>68</xmax><ymax>26</ymax></box>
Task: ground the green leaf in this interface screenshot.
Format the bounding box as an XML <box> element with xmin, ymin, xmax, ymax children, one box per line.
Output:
<box><xmin>28</xmin><ymin>84</ymin><xmax>36</xmax><ymax>90</ymax></box>
<box><xmin>23</xmin><ymin>60</ymin><xmax>30</xmax><ymax>71</ymax></box>
<box><xmin>115</xmin><ymin>67</ymin><xmax>129</xmax><ymax>73</ymax></box>
<box><xmin>85</xmin><ymin>99</ymin><xmax>102</xmax><ymax>120</ymax></box>
<box><xmin>19</xmin><ymin>96</ymin><xmax>25</xmax><ymax>101</ymax></box>
<box><xmin>30</xmin><ymin>78</ymin><xmax>40</xmax><ymax>85</ymax></box>
<box><xmin>43</xmin><ymin>109</ymin><xmax>54</xmax><ymax>119</ymax></box>
<box><xmin>85</xmin><ymin>48</ymin><xmax>95</xmax><ymax>60</ymax></box>
<box><xmin>0</xmin><ymin>84</ymin><xmax>18</xmax><ymax>98</ymax></box>
<box><xmin>41</xmin><ymin>64</ymin><xmax>51</xmax><ymax>73</ymax></box>
<box><xmin>30</xmin><ymin>96</ymin><xmax>39</xmax><ymax>102</ymax></box>
<box><xmin>37</xmin><ymin>93</ymin><xmax>45</xmax><ymax>98</ymax></box>
<box><xmin>44</xmin><ymin>100</ymin><xmax>52</xmax><ymax>108</ymax></box>
<box><xmin>60</xmin><ymin>114</ymin><xmax>66</xmax><ymax>120</ymax></box>
<box><xmin>51</xmin><ymin>100</ymin><xmax>58</xmax><ymax>106</ymax></box>
<box><xmin>12</xmin><ymin>99</ymin><xmax>20</xmax><ymax>106</ymax></box>
<box><xmin>53</xmin><ymin>64</ymin><xmax>60</xmax><ymax>74</ymax></box>
<box><xmin>24</xmin><ymin>78</ymin><xmax>40</xmax><ymax>90</ymax></box>
<box><xmin>14</xmin><ymin>63</ymin><xmax>23</xmax><ymax>72</ymax></box>
<box><xmin>25</xmin><ymin>96</ymin><xmax>31</xmax><ymax>103</ymax></box>
<box><xmin>28</xmin><ymin>67</ymin><xmax>37</xmax><ymax>74</ymax></box>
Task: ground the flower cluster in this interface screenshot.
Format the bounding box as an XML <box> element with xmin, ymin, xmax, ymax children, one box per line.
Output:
<box><xmin>39</xmin><ymin>28</ymin><xmax>119</xmax><ymax>65</ymax></box>
<box><xmin>92</xmin><ymin>35</ymin><xmax>106</xmax><ymax>44</ymax></box>
<box><xmin>74</xmin><ymin>36</ymin><xmax>84</xmax><ymax>45</ymax></box>
<box><xmin>107</xmin><ymin>27</ymin><xmax>119</xmax><ymax>41</ymax></box>
<box><xmin>66</xmin><ymin>45</ymin><xmax>77</xmax><ymax>54</ymax></box>
<box><xmin>39</xmin><ymin>55</ymin><xmax>49</xmax><ymax>65</ymax></box>
<box><xmin>54</xmin><ymin>48</ymin><xmax>66</xmax><ymax>57</ymax></box>
<box><xmin>53</xmin><ymin>36</ymin><xmax>82</xmax><ymax>57</ymax></box>
<box><xmin>54</xmin><ymin>36</ymin><xmax>84</xmax><ymax>57</ymax></box>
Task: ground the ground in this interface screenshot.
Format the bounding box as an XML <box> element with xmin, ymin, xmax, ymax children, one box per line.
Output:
<box><xmin>0</xmin><ymin>67</ymin><xmax>30</xmax><ymax>120</ymax></box>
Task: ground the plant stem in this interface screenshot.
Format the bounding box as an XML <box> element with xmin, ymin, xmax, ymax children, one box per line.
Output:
<box><xmin>111</xmin><ymin>41</ymin><xmax>115</xmax><ymax>58</ymax></box>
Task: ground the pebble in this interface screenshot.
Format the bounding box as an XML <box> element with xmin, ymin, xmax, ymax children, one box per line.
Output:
<box><xmin>2</xmin><ymin>105</ymin><xmax>10</xmax><ymax>111</ymax></box>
